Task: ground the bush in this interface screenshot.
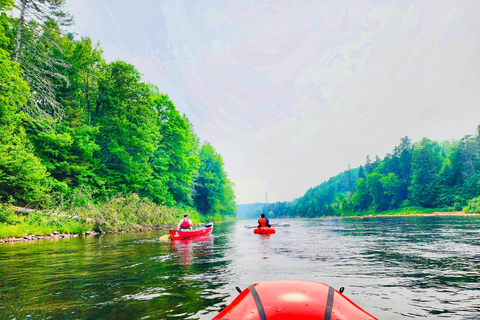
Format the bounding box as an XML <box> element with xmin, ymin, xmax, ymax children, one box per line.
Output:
<box><xmin>85</xmin><ymin>193</ymin><xmax>179</xmax><ymax>232</ymax></box>
<box><xmin>464</xmin><ymin>197</ymin><xmax>480</xmax><ymax>213</ymax></box>
<box><xmin>0</xmin><ymin>205</ymin><xmax>24</xmax><ymax>225</ymax></box>
<box><xmin>454</xmin><ymin>202</ymin><xmax>462</xmax><ymax>211</ymax></box>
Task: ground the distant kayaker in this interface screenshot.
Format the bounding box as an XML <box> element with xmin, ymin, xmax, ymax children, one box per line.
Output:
<box><xmin>177</xmin><ymin>213</ymin><xmax>193</xmax><ymax>230</ymax></box>
<box><xmin>258</xmin><ymin>213</ymin><xmax>271</xmax><ymax>228</ymax></box>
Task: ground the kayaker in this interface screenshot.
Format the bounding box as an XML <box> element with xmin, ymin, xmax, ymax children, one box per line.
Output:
<box><xmin>177</xmin><ymin>213</ymin><xmax>193</xmax><ymax>230</ymax></box>
<box><xmin>258</xmin><ymin>213</ymin><xmax>271</xmax><ymax>228</ymax></box>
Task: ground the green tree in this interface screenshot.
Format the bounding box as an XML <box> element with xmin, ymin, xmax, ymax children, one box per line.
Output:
<box><xmin>380</xmin><ymin>173</ymin><xmax>400</xmax><ymax>208</ymax></box>
<box><xmin>151</xmin><ymin>92</ymin><xmax>200</xmax><ymax>205</ymax></box>
<box><xmin>193</xmin><ymin>142</ymin><xmax>236</xmax><ymax>217</ymax></box>
<box><xmin>0</xmin><ymin>0</ymin><xmax>13</xmax><ymax>50</ymax></box>
<box><xmin>352</xmin><ymin>178</ymin><xmax>371</xmax><ymax>210</ymax></box>
<box><xmin>366</xmin><ymin>172</ymin><xmax>387</xmax><ymax>211</ymax></box>
<box><xmin>0</xmin><ymin>48</ymin><xmax>49</xmax><ymax>204</ymax></box>
<box><xmin>409</xmin><ymin>138</ymin><xmax>443</xmax><ymax>207</ymax></box>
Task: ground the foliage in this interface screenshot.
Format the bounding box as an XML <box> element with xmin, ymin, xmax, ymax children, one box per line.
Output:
<box><xmin>464</xmin><ymin>196</ymin><xmax>480</xmax><ymax>213</ymax></box>
<box><xmin>193</xmin><ymin>142</ymin><xmax>236</xmax><ymax>217</ymax></box>
<box><xmin>0</xmin><ymin>209</ymin><xmax>90</xmax><ymax>238</ymax></box>
<box><xmin>151</xmin><ymin>91</ymin><xmax>200</xmax><ymax>205</ymax></box>
<box><xmin>261</xmin><ymin>201</ymin><xmax>292</xmax><ymax>218</ymax></box>
<box><xmin>0</xmin><ymin>48</ymin><xmax>50</xmax><ymax>205</ymax></box>
<box><xmin>87</xmin><ymin>193</ymin><xmax>177</xmax><ymax>232</ymax></box>
<box><xmin>0</xmin><ymin>6</ymin><xmax>236</xmax><ymax>238</ymax></box>
<box><xmin>289</xmin><ymin>168</ymin><xmax>358</xmax><ymax>218</ymax></box>
<box><xmin>250</xmin><ymin>130</ymin><xmax>480</xmax><ymax>219</ymax></box>
<box><xmin>236</xmin><ymin>202</ymin><xmax>267</xmax><ymax>219</ymax></box>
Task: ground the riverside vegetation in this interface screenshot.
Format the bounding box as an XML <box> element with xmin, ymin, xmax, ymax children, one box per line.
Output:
<box><xmin>0</xmin><ymin>0</ymin><xmax>235</xmax><ymax>240</ymax></box>
<box><xmin>2</xmin><ymin>1</ymin><xmax>479</xmax><ymax>241</ymax></box>
<box><xmin>250</xmin><ymin>131</ymin><xmax>480</xmax><ymax>219</ymax></box>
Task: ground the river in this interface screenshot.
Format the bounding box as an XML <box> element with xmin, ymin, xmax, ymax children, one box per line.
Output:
<box><xmin>1</xmin><ymin>215</ymin><xmax>479</xmax><ymax>319</ymax></box>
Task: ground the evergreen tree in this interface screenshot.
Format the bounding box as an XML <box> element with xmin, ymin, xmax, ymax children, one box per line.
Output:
<box><xmin>12</xmin><ymin>0</ymin><xmax>72</xmax><ymax>118</ymax></box>
<box><xmin>352</xmin><ymin>178</ymin><xmax>371</xmax><ymax>210</ymax></box>
<box><xmin>409</xmin><ymin>138</ymin><xmax>443</xmax><ymax>207</ymax></box>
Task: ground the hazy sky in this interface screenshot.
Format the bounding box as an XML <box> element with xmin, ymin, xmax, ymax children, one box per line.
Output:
<box><xmin>65</xmin><ymin>0</ymin><xmax>480</xmax><ymax>204</ymax></box>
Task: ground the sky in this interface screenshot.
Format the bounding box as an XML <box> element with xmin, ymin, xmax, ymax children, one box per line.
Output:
<box><xmin>64</xmin><ymin>0</ymin><xmax>480</xmax><ymax>205</ymax></box>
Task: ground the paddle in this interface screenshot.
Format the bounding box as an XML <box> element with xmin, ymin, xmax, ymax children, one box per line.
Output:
<box><xmin>244</xmin><ymin>223</ymin><xmax>291</xmax><ymax>229</ymax></box>
<box><xmin>195</xmin><ymin>222</ymin><xmax>213</xmax><ymax>230</ymax></box>
<box><xmin>159</xmin><ymin>234</ymin><xmax>171</xmax><ymax>241</ymax></box>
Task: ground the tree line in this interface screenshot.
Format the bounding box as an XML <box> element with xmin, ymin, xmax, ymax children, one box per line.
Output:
<box><xmin>0</xmin><ymin>0</ymin><xmax>236</xmax><ymax>220</ymax></box>
<box><xmin>262</xmin><ymin>130</ymin><xmax>480</xmax><ymax>218</ymax></box>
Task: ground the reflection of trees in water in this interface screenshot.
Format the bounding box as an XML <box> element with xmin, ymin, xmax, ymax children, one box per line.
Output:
<box><xmin>170</xmin><ymin>234</ymin><xmax>215</xmax><ymax>265</ymax></box>
<box><xmin>0</xmin><ymin>226</ymin><xmax>236</xmax><ymax>320</ymax></box>
<box><xmin>165</xmin><ymin>224</ymin><xmax>235</xmax><ymax>319</ymax></box>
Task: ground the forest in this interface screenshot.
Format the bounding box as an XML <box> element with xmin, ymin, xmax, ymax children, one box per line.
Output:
<box><xmin>0</xmin><ymin>0</ymin><xmax>236</xmax><ymax>236</ymax></box>
<box><xmin>261</xmin><ymin>132</ymin><xmax>480</xmax><ymax>218</ymax></box>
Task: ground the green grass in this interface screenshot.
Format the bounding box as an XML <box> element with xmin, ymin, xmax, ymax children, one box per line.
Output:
<box><xmin>340</xmin><ymin>206</ymin><xmax>462</xmax><ymax>218</ymax></box>
<box><xmin>0</xmin><ymin>216</ymin><xmax>91</xmax><ymax>238</ymax></box>
<box><xmin>224</xmin><ymin>216</ymin><xmax>242</xmax><ymax>221</ymax></box>
<box><xmin>1</xmin><ymin>194</ymin><xmax>235</xmax><ymax>239</ymax></box>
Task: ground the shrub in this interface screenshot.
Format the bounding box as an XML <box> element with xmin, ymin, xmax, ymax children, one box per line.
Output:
<box><xmin>464</xmin><ymin>197</ymin><xmax>480</xmax><ymax>213</ymax></box>
<box><xmin>0</xmin><ymin>204</ymin><xmax>24</xmax><ymax>225</ymax></box>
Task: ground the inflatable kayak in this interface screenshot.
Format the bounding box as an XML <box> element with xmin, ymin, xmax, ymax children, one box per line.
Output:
<box><xmin>254</xmin><ymin>226</ymin><xmax>275</xmax><ymax>234</ymax></box>
<box><xmin>212</xmin><ymin>280</ymin><xmax>378</xmax><ymax>320</ymax></box>
<box><xmin>169</xmin><ymin>223</ymin><xmax>213</xmax><ymax>240</ymax></box>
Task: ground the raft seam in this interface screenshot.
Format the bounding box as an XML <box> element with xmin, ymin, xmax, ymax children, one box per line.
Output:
<box><xmin>248</xmin><ymin>285</ymin><xmax>267</xmax><ymax>320</ymax></box>
<box><xmin>324</xmin><ymin>286</ymin><xmax>335</xmax><ymax>320</ymax></box>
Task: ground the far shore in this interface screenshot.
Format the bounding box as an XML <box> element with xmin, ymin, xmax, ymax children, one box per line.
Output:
<box><xmin>349</xmin><ymin>211</ymin><xmax>479</xmax><ymax>218</ymax></box>
<box><xmin>2</xmin><ymin>212</ymin><xmax>478</xmax><ymax>244</ymax></box>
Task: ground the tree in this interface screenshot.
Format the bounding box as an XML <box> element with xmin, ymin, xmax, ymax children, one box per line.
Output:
<box><xmin>11</xmin><ymin>0</ymin><xmax>72</xmax><ymax>118</ymax></box>
<box><xmin>193</xmin><ymin>142</ymin><xmax>236</xmax><ymax>217</ymax></box>
<box><xmin>0</xmin><ymin>0</ymin><xmax>13</xmax><ymax>50</ymax></box>
<box><xmin>365</xmin><ymin>155</ymin><xmax>373</xmax><ymax>174</ymax></box>
<box><xmin>92</xmin><ymin>61</ymin><xmax>159</xmax><ymax>197</ymax></box>
<box><xmin>366</xmin><ymin>173</ymin><xmax>388</xmax><ymax>211</ymax></box>
<box><xmin>0</xmin><ymin>48</ymin><xmax>49</xmax><ymax>204</ymax></box>
<box><xmin>409</xmin><ymin>138</ymin><xmax>443</xmax><ymax>207</ymax></box>
<box><xmin>352</xmin><ymin>178</ymin><xmax>371</xmax><ymax>210</ymax></box>
<box><xmin>151</xmin><ymin>92</ymin><xmax>200</xmax><ymax>205</ymax></box>
<box><xmin>380</xmin><ymin>173</ymin><xmax>401</xmax><ymax>208</ymax></box>
<box><xmin>358</xmin><ymin>165</ymin><xmax>365</xmax><ymax>180</ymax></box>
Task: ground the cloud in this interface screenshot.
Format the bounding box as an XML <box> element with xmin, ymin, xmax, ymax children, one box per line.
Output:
<box><xmin>66</xmin><ymin>0</ymin><xmax>480</xmax><ymax>204</ymax></box>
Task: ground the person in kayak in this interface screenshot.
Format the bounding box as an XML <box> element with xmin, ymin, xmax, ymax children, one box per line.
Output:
<box><xmin>258</xmin><ymin>213</ymin><xmax>271</xmax><ymax>228</ymax></box>
<box><xmin>177</xmin><ymin>213</ymin><xmax>193</xmax><ymax>230</ymax></box>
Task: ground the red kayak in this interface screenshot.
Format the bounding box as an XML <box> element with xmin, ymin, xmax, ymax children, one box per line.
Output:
<box><xmin>169</xmin><ymin>223</ymin><xmax>213</xmax><ymax>240</ymax></box>
<box><xmin>254</xmin><ymin>226</ymin><xmax>275</xmax><ymax>234</ymax></box>
<box><xmin>212</xmin><ymin>280</ymin><xmax>378</xmax><ymax>320</ymax></box>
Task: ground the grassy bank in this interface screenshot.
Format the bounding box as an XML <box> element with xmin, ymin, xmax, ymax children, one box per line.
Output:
<box><xmin>0</xmin><ymin>194</ymin><xmax>221</xmax><ymax>240</ymax></box>
<box><xmin>340</xmin><ymin>206</ymin><xmax>479</xmax><ymax>218</ymax></box>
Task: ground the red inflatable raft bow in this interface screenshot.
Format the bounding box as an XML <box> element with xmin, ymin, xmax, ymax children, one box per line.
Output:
<box><xmin>212</xmin><ymin>280</ymin><xmax>378</xmax><ymax>320</ymax></box>
<box><xmin>254</xmin><ymin>227</ymin><xmax>275</xmax><ymax>234</ymax></box>
<box><xmin>169</xmin><ymin>223</ymin><xmax>213</xmax><ymax>240</ymax></box>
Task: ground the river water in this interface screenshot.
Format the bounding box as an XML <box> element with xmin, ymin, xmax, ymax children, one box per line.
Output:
<box><xmin>1</xmin><ymin>216</ymin><xmax>479</xmax><ymax>319</ymax></box>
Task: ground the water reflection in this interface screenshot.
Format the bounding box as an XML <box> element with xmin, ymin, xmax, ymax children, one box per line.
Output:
<box><xmin>1</xmin><ymin>217</ymin><xmax>480</xmax><ymax>319</ymax></box>
<box><xmin>170</xmin><ymin>234</ymin><xmax>214</xmax><ymax>265</ymax></box>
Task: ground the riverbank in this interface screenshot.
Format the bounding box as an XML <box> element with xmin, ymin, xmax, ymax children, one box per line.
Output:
<box><xmin>358</xmin><ymin>211</ymin><xmax>479</xmax><ymax>218</ymax></box>
<box><xmin>0</xmin><ymin>194</ymin><xmax>227</xmax><ymax>244</ymax></box>
<box><xmin>0</xmin><ymin>225</ymin><xmax>173</xmax><ymax>244</ymax></box>
<box><xmin>0</xmin><ymin>230</ymin><xmax>96</xmax><ymax>244</ymax></box>
<box><xmin>0</xmin><ymin>194</ymin><xmax>201</xmax><ymax>244</ymax></box>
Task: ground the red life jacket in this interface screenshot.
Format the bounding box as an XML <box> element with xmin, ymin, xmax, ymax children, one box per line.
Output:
<box><xmin>258</xmin><ymin>217</ymin><xmax>267</xmax><ymax>227</ymax></box>
<box><xmin>180</xmin><ymin>218</ymin><xmax>191</xmax><ymax>229</ymax></box>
